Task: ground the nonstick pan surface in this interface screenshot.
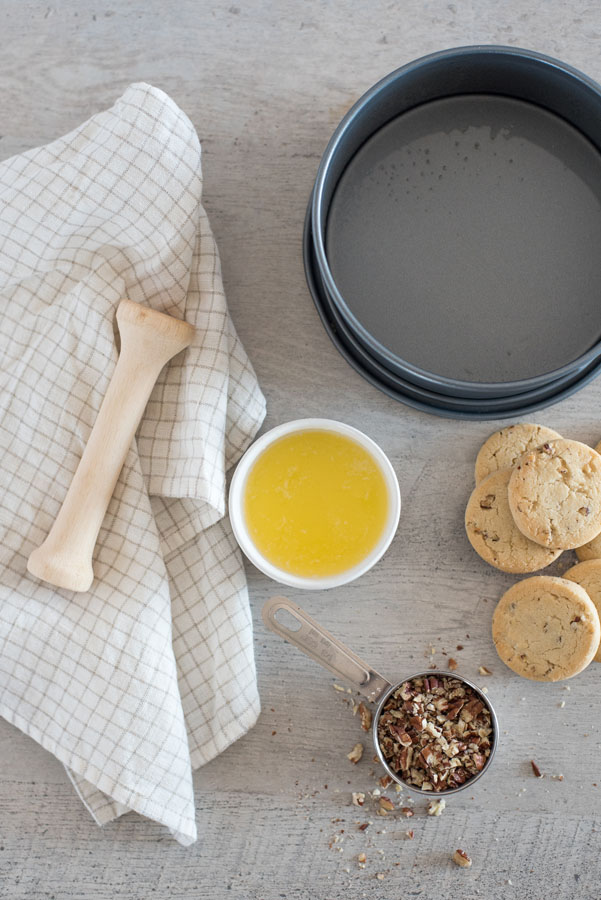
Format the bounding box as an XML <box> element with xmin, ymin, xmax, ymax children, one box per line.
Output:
<box><xmin>310</xmin><ymin>47</ymin><xmax>601</xmax><ymax>400</ymax></box>
<box><xmin>304</xmin><ymin>207</ymin><xmax>601</xmax><ymax>420</ymax></box>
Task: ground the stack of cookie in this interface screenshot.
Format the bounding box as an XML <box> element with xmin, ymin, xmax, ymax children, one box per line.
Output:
<box><xmin>466</xmin><ymin>425</ymin><xmax>564</xmax><ymax>575</ymax></box>
<box><xmin>466</xmin><ymin>424</ymin><xmax>601</xmax><ymax>681</ymax></box>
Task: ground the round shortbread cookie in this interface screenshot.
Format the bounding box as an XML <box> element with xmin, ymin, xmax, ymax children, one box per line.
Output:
<box><xmin>508</xmin><ymin>439</ymin><xmax>601</xmax><ymax>550</ymax></box>
<box><xmin>492</xmin><ymin>576</ymin><xmax>601</xmax><ymax>681</ymax></box>
<box><xmin>563</xmin><ymin>559</ymin><xmax>601</xmax><ymax>663</ymax></box>
<box><xmin>465</xmin><ymin>469</ymin><xmax>561</xmax><ymax>573</ymax></box>
<box><xmin>576</xmin><ymin>438</ymin><xmax>601</xmax><ymax>561</ymax></box>
<box><xmin>474</xmin><ymin>423</ymin><xmax>562</xmax><ymax>484</ymax></box>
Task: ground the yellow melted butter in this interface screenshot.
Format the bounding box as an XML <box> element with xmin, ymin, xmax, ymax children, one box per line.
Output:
<box><xmin>244</xmin><ymin>429</ymin><xmax>389</xmax><ymax>577</ymax></box>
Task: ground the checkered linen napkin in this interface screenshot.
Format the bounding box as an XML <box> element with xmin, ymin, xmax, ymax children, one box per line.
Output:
<box><xmin>0</xmin><ymin>83</ymin><xmax>265</xmax><ymax>844</ymax></box>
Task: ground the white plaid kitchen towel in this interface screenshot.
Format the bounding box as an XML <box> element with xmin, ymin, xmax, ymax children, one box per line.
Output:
<box><xmin>0</xmin><ymin>83</ymin><xmax>266</xmax><ymax>845</ymax></box>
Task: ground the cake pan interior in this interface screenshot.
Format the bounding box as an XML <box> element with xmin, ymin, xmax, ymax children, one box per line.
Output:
<box><xmin>304</xmin><ymin>203</ymin><xmax>601</xmax><ymax>420</ymax></box>
<box><xmin>312</xmin><ymin>47</ymin><xmax>601</xmax><ymax>399</ymax></box>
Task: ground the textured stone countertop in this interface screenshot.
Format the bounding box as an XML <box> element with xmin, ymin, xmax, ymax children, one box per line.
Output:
<box><xmin>1</xmin><ymin>2</ymin><xmax>601</xmax><ymax>898</ymax></box>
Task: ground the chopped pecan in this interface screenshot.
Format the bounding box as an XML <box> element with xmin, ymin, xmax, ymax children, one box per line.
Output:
<box><xmin>420</xmin><ymin>743</ymin><xmax>442</xmax><ymax>768</ymax></box>
<box><xmin>376</xmin><ymin>676</ymin><xmax>492</xmax><ymax>793</ymax></box>
<box><xmin>409</xmin><ymin>715</ymin><xmax>426</xmax><ymax>732</ymax></box>
<box><xmin>453</xmin><ymin>849</ymin><xmax>472</xmax><ymax>868</ymax></box>
<box><xmin>398</xmin><ymin>746</ymin><xmax>412</xmax><ymax>771</ymax></box>
<box><xmin>472</xmin><ymin>753</ymin><xmax>486</xmax><ymax>770</ymax></box>
<box><xmin>460</xmin><ymin>699</ymin><xmax>484</xmax><ymax>722</ymax></box>
<box><xmin>449</xmin><ymin>767</ymin><xmax>468</xmax><ymax>785</ymax></box>
<box><xmin>446</xmin><ymin>700</ymin><xmax>465</xmax><ymax>720</ymax></box>
<box><xmin>358</xmin><ymin>702</ymin><xmax>372</xmax><ymax>731</ymax></box>
<box><xmin>347</xmin><ymin>743</ymin><xmax>364</xmax><ymax>764</ymax></box>
<box><xmin>427</xmin><ymin>798</ymin><xmax>446</xmax><ymax>816</ymax></box>
<box><xmin>390</xmin><ymin>725</ymin><xmax>413</xmax><ymax>746</ymax></box>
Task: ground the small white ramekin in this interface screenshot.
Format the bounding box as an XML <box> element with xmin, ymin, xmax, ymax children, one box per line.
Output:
<box><xmin>228</xmin><ymin>418</ymin><xmax>401</xmax><ymax>590</ymax></box>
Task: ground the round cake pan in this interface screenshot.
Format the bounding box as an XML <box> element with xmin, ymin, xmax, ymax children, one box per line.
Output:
<box><xmin>312</xmin><ymin>251</ymin><xmax>601</xmax><ymax>414</ymax></box>
<box><xmin>310</xmin><ymin>46</ymin><xmax>601</xmax><ymax>400</ymax></box>
<box><xmin>304</xmin><ymin>205</ymin><xmax>601</xmax><ymax>420</ymax></box>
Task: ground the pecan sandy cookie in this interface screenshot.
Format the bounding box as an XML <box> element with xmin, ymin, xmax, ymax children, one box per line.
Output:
<box><xmin>465</xmin><ymin>469</ymin><xmax>561</xmax><ymax>573</ymax></box>
<box><xmin>508</xmin><ymin>439</ymin><xmax>601</xmax><ymax>550</ymax></box>
<box><xmin>492</xmin><ymin>576</ymin><xmax>601</xmax><ymax>681</ymax></box>
<box><xmin>576</xmin><ymin>535</ymin><xmax>601</xmax><ymax>561</ymax></box>
<box><xmin>563</xmin><ymin>559</ymin><xmax>601</xmax><ymax>663</ymax></box>
<box><xmin>576</xmin><ymin>439</ymin><xmax>601</xmax><ymax>561</ymax></box>
<box><xmin>474</xmin><ymin>423</ymin><xmax>561</xmax><ymax>484</ymax></box>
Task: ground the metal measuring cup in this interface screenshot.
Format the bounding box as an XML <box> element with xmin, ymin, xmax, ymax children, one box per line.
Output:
<box><xmin>262</xmin><ymin>596</ymin><xmax>498</xmax><ymax>795</ymax></box>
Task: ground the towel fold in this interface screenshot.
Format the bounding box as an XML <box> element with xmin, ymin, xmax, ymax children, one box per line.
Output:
<box><xmin>0</xmin><ymin>83</ymin><xmax>266</xmax><ymax>844</ymax></box>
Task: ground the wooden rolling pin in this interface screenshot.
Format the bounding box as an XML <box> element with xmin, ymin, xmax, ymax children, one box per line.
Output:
<box><xmin>27</xmin><ymin>299</ymin><xmax>196</xmax><ymax>592</ymax></box>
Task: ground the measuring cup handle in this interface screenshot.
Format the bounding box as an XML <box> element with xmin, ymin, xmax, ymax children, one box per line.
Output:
<box><xmin>262</xmin><ymin>596</ymin><xmax>392</xmax><ymax>704</ymax></box>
